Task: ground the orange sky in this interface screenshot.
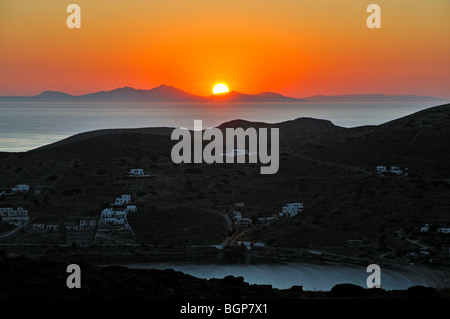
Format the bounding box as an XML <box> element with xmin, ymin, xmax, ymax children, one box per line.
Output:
<box><xmin>1</xmin><ymin>0</ymin><xmax>449</xmax><ymax>98</ymax></box>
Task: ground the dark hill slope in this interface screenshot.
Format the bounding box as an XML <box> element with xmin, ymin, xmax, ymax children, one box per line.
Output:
<box><xmin>0</xmin><ymin>104</ymin><xmax>449</xmax><ymax>256</ymax></box>
<box><xmin>297</xmin><ymin>103</ymin><xmax>450</xmax><ymax>178</ymax></box>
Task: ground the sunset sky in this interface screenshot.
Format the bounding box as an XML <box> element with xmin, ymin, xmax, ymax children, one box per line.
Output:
<box><xmin>1</xmin><ymin>0</ymin><xmax>449</xmax><ymax>98</ymax></box>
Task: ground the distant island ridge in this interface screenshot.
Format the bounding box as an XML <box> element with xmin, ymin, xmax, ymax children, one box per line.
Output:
<box><xmin>0</xmin><ymin>85</ymin><xmax>446</xmax><ymax>102</ymax></box>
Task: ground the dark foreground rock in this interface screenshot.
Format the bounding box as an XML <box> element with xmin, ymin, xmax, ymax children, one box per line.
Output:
<box><xmin>0</xmin><ymin>251</ymin><xmax>449</xmax><ymax>299</ymax></box>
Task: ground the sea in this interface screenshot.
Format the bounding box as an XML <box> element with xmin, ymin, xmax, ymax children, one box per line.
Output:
<box><xmin>0</xmin><ymin>101</ymin><xmax>443</xmax><ymax>152</ymax></box>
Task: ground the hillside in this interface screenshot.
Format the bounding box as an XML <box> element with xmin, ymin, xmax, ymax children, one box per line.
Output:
<box><xmin>0</xmin><ymin>103</ymin><xmax>449</xmax><ymax>265</ymax></box>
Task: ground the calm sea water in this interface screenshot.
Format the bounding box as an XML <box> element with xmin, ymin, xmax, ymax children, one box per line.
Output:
<box><xmin>0</xmin><ymin>101</ymin><xmax>441</xmax><ymax>152</ymax></box>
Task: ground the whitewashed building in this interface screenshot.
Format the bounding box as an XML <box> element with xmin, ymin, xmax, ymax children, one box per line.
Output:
<box><xmin>279</xmin><ymin>203</ymin><xmax>303</xmax><ymax>218</ymax></box>
<box><xmin>232</xmin><ymin>211</ymin><xmax>242</xmax><ymax>220</ymax></box>
<box><xmin>32</xmin><ymin>224</ymin><xmax>45</xmax><ymax>230</ymax></box>
<box><xmin>17</xmin><ymin>207</ymin><xmax>28</xmax><ymax>217</ymax></box>
<box><xmin>376</xmin><ymin>166</ymin><xmax>387</xmax><ymax>173</ymax></box>
<box><xmin>126</xmin><ymin>205</ymin><xmax>137</xmax><ymax>212</ymax></box>
<box><xmin>113</xmin><ymin>194</ymin><xmax>132</xmax><ymax>206</ymax></box>
<box><xmin>0</xmin><ymin>208</ymin><xmax>14</xmax><ymax>217</ymax></box>
<box><xmin>1</xmin><ymin>207</ymin><xmax>29</xmax><ymax>226</ymax></box>
<box><xmin>237</xmin><ymin>241</ymin><xmax>265</xmax><ymax>250</ymax></box>
<box><xmin>65</xmin><ymin>216</ymin><xmax>97</xmax><ymax>231</ymax></box>
<box><xmin>46</xmin><ymin>224</ymin><xmax>59</xmax><ymax>231</ymax></box>
<box><xmin>99</xmin><ymin>207</ymin><xmax>127</xmax><ymax>226</ymax></box>
<box><xmin>113</xmin><ymin>210</ymin><xmax>127</xmax><ymax>219</ymax></box>
<box><xmin>126</xmin><ymin>169</ymin><xmax>149</xmax><ymax>177</ymax></box>
<box><xmin>103</xmin><ymin>217</ymin><xmax>125</xmax><ymax>225</ymax></box>
<box><xmin>101</xmin><ymin>208</ymin><xmax>114</xmax><ymax>218</ymax></box>
<box><xmin>79</xmin><ymin>216</ymin><xmax>97</xmax><ymax>229</ymax></box>
<box><xmin>235</xmin><ymin>218</ymin><xmax>252</xmax><ymax>228</ymax></box>
<box><xmin>11</xmin><ymin>184</ymin><xmax>30</xmax><ymax>193</ymax></box>
<box><xmin>258</xmin><ymin>216</ymin><xmax>277</xmax><ymax>223</ymax></box>
<box><xmin>438</xmin><ymin>228</ymin><xmax>450</xmax><ymax>234</ymax></box>
<box><xmin>1</xmin><ymin>207</ymin><xmax>29</xmax><ymax>217</ymax></box>
<box><xmin>389</xmin><ymin>166</ymin><xmax>403</xmax><ymax>175</ymax></box>
<box><xmin>64</xmin><ymin>221</ymin><xmax>79</xmax><ymax>231</ymax></box>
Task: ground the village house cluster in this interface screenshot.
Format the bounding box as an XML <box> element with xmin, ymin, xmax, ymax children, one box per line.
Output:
<box><xmin>13</xmin><ymin>191</ymin><xmax>139</xmax><ymax>246</ymax></box>
<box><xmin>0</xmin><ymin>184</ymin><xmax>30</xmax><ymax>196</ymax></box>
<box><xmin>230</xmin><ymin>202</ymin><xmax>304</xmax><ymax>229</ymax></box>
<box><xmin>236</xmin><ymin>241</ymin><xmax>265</xmax><ymax>250</ymax></box>
<box><xmin>376</xmin><ymin>166</ymin><xmax>407</xmax><ymax>176</ymax></box>
<box><xmin>420</xmin><ymin>224</ymin><xmax>450</xmax><ymax>234</ymax></box>
<box><xmin>29</xmin><ymin>216</ymin><xmax>97</xmax><ymax>234</ymax></box>
<box><xmin>279</xmin><ymin>203</ymin><xmax>303</xmax><ymax>218</ymax></box>
<box><xmin>126</xmin><ymin>168</ymin><xmax>149</xmax><ymax>178</ymax></box>
<box><xmin>32</xmin><ymin>223</ymin><xmax>59</xmax><ymax>231</ymax></box>
<box><xmin>95</xmin><ymin>194</ymin><xmax>138</xmax><ymax>244</ymax></box>
<box><xmin>64</xmin><ymin>216</ymin><xmax>97</xmax><ymax>231</ymax></box>
<box><xmin>0</xmin><ymin>207</ymin><xmax>29</xmax><ymax>226</ymax></box>
<box><xmin>99</xmin><ymin>194</ymin><xmax>137</xmax><ymax>225</ymax></box>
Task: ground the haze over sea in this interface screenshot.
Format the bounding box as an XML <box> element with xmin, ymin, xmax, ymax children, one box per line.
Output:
<box><xmin>0</xmin><ymin>101</ymin><xmax>442</xmax><ymax>152</ymax></box>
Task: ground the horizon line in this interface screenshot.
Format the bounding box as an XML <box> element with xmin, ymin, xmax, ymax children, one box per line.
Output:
<box><xmin>0</xmin><ymin>84</ymin><xmax>448</xmax><ymax>101</ymax></box>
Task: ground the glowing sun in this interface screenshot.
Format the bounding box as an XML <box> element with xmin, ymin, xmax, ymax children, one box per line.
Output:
<box><xmin>213</xmin><ymin>84</ymin><xmax>229</xmax><ymax>94</ymax></box>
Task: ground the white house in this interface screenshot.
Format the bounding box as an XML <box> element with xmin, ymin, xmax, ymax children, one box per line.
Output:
<box><xmin>79</xmin><ymin>219</ymin><xmax>88</xmax><ymax>229</ymax></box>
<box><xmin>11</xmin><ymin>184</ymin><xmax>30</xmax><ymax>193</ymax></box>
<box><xmin>438</xmin><ymin>228</ymin><xmax>450</xmax><ymax>234</ymax></box>
<box><xmin>77</xmin><ymin>216</ymin><xmax>97</xmax><ymax>229</ymax></box>
<box><xmin>280</xmin><ymin>203</ymin><xmax>303</xmax><ymax>218</ymax></box>
<box><xmin>7</xmin><ymin>210</ymin><xmax>18</xmax><ymax>217</ymax></box>
<box><xmin>17</xmin><ymin>207</ymin><xmax>28</xmax><ymax>217</ymax></box>
<box><xmin>235</xmin><ymin>203</ymin><xmax>245</xmax><ymax>209</ymax></box>
<box><xmin>102</xmin><ymin>217</ymin><xmax>115</xmax><ymax>224</ymax></box>
<box><xmin>0</xmin><ymin>207</ymin><xmax>30</xmax><ymax>226</ymax></box>
<box><xmin>89</xmin><ymin>220</ymin><xmax>97</xmax><ymax>228</ymax></box>
<box><xmin>64</xmin><ymin>221</ymin><xmax>79</xmax><ymax>231</ymax></box>
<box><xmin>236</xmin><ymin>241</ymin><xmax>265</xmax><ymax>250</ymax></box>
<box><xmin>235</xmin><ymin>218</ymin><xmax>252</xmax><ymax>228</ymax></box>
<box><xmin>126</xmin><ymin>205</ymin><xmax>137</xmax><ymax>212</ymax></box>
<box><xmin>65</xmin><ymin>216</ymin><xmax>97</xmax><ymax>231</ymax></box>
<box><xmin>286</xmin><ymin>203</ymin><xmax>303</xmax><ymax>210</ymax></box>
<box><xmin>103</xmin><ymin>217</ymin><xmax>125</xmax><ymax>225</ymax></box>
<box><xmin>32</xmin><ymin>224</ymin><xmax>45</xmax><ymax>230</ymax></box>
<box><xmin>101</xmin><ymin>208</ymin><xmax>114</xmax><ymax>218</ymax></box>
<box><xmin>376</xmin><ymin>166</ymin><xmax>387</xmax><ymax>173</ymax></box>
<box><xmin>232</xmin><ymin>211</ymin><xmax>242</xmax><ymax>220</ymax></box>
<box><xmin>113</xmin><ymin>194</ymin><xmax>132</xmax><ymax>206</ymax></box>
<box><xmin>389</xmin><ymin>166</ymin><xmax>403</xmax><ymax>175</ymax></box>
<box><xmin>46</xmin><ymin>224</ymin><xmax>59</xmax><ymax>231</ymax></box>
<box><xmin>115</xmin><ymin>218</ymin><xmax>125</xmax><ymax>225</ymax></box>
<box><xmin>0</xmin><ymin>208</ymin><xmax>14</xmax><ymax>217</ymax></box>
<box><xmin>113</xmin><ymin>198</ymin><xmax>126</xmax><ymax>206</ymax></box>
<box><xmin>113</xmin><ymin>210</ymin><xmax>127</xmax><ymax>219</ymax></box>
<box><xmin>126</xmin><ymin>169</ymin><xmax>149</xmax><ymax>177</ymax></box>
<box><xmin>258</xmin><ymin>216</ymin><xmax>276</xmax><ymax>223</ymax></box>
